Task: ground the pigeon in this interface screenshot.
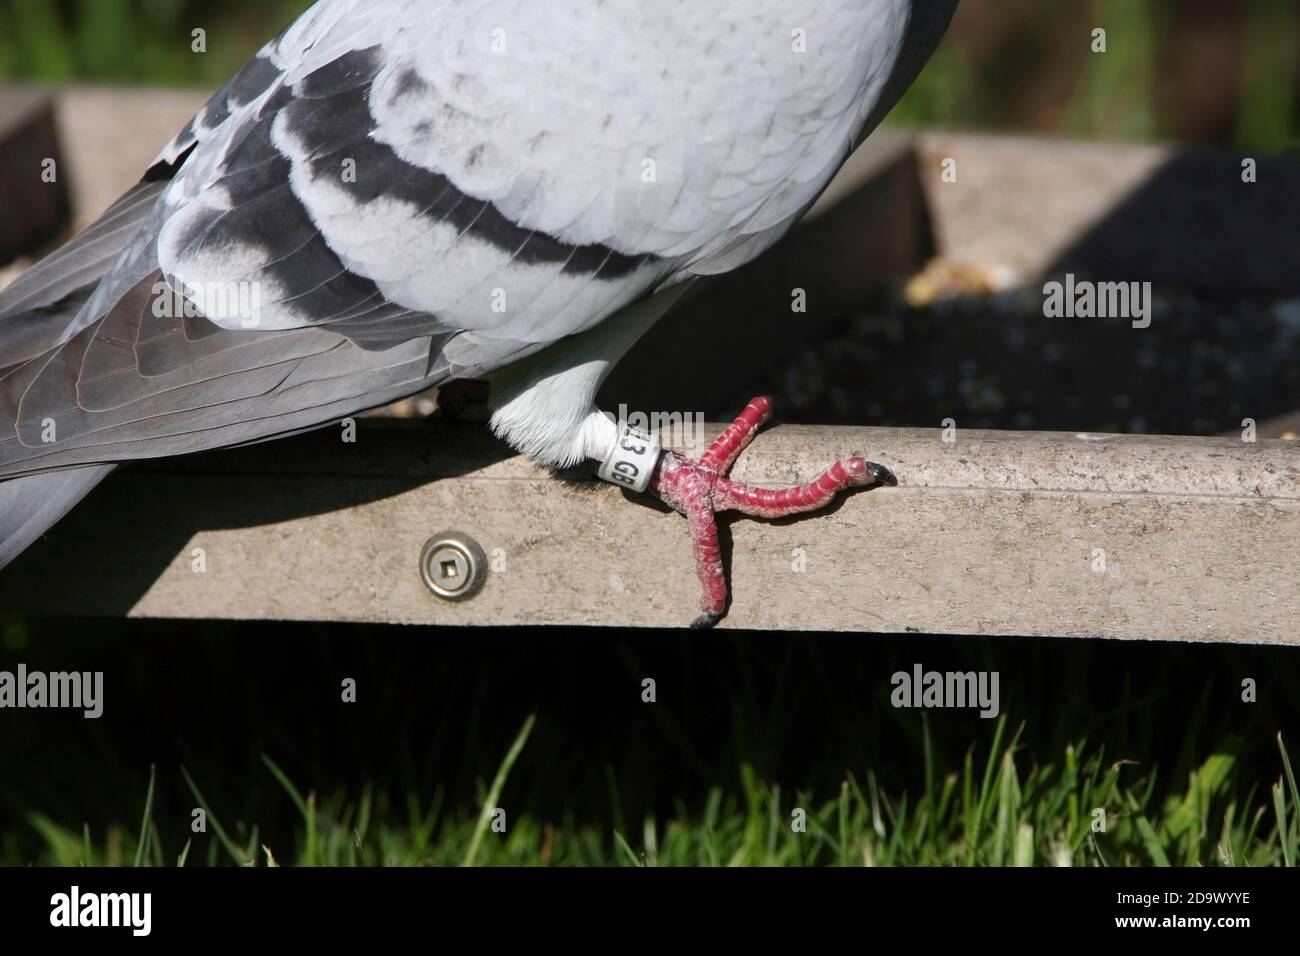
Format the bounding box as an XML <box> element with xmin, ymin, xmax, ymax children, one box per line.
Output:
<box><xmin>0</xmin><ymin>0</ymin><xmax>958</xmax><ymax>626</ymax></box>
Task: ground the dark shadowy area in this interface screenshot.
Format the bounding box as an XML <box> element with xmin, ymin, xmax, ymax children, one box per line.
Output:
<box><xmin>744</xmin><ymin>291</ymin><xmax>1300</xmax><ymax>435</ymax></box>
<box><xmin>0</xmin><ymin>620</ymin><xmax>1295</xmax><ymax>862</ymax></box>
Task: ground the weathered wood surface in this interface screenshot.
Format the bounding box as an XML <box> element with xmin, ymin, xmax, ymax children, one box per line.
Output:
<box><xmin>1</xmin><ymin>423</ymin><xmax>1295</xmax><ymax>642</ymax></box>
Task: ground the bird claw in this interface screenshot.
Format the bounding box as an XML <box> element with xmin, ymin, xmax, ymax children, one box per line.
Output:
<box><xmin>650</xmin><ymin>396</ymin><xmax>896</xmax><ymax>626</ymax></box>
<box><xmin>867</xmin><ymin>462</ymin><xmax>898</xmax><ymax>487</ymax></box>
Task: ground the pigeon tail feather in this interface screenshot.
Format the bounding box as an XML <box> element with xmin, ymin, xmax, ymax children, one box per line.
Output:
<box><xmin>0</xmin><ymin>465</ymin><xmax>115</xmax><ymax>571</ymax></box>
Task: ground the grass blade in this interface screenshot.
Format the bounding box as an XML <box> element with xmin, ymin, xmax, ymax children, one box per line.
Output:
<box><xmin>261</xmin><ymin>755</ymin><xmax>309</xmax><ymax>818</ymax></box>
<box><xmin>133</xmin><ymin>765</ymin><xmax>156</xmax><ymax>868</ymax></box>
<box><xmin>181</xmin><ymin>766</ymin><xmax>248</xmax><ymax>866</ymax></box>
<box><xmin>613</xmin><ymin>830</ymin><xmax>643</xmax><ymax>867</ymax></box>
<box><xmin>1273</xmin><ymin>783</ymin><xmax>1293</xmax><ymax>869</ymax></box>
<box><xmin>461</xmin><ymin>714</ymin><xmax>535</xmax><ymax>867</ymax></box>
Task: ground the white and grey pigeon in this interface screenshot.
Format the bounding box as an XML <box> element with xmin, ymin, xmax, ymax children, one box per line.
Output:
<box><xmin>0</xmin><ymin>0</ymin><xmax>958</xmax><ymax>626</ymax></box>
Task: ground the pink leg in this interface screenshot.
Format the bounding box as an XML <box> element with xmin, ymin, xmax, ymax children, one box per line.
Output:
<box><xmin>715</xmin><ymin>457</ymin><xmax>890</xmax><ymax>520</ymax></box>
<box><xmin>700</xmin><ymin>396</ymin><xmax>773</xmax><ymax>472</ymax></box>
<box><xmin>652</xmin><ymin>452</ymin><xmax>729</xmax><ymax>627</ymax></box>
<box><xmin>651</xmin><ymin>396</ymin><xmax>895</xmax><ymax>628</ymax></box>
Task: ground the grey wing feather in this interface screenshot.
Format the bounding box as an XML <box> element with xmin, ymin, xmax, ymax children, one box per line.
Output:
<box><xmin>0</xmin><ymin>178</ymin><xmax>168</xmax><ymax>570</ymax></box>
<box><xmin>0</xmin><ymin>465</ymin><xmax>115</xmax><ymax>570</ymax></box>
<box><xmin>0</xmin><ymin>181</ymin><xmax>167</xmax><ymax>368</ymax></box>
<box><xmin>0</xmin><ymin>269</ymin><xmax>458</xmax><ymax>478</ymax></box>
<box><xmin>0</xmin><ymin>181</ymin><xmax>165</xmax><ymax>323</ymax></box>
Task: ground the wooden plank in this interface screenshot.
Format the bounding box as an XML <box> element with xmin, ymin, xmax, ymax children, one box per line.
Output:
<box><xmin>1</xmin><ymin>423</ymin><xmax>1295</xmax><ymax>642</ymax></box>
<box><xmin>915</xmin><ymin>132</ymin><xmax>1300</xmax><ymax>296</ymax></box>
<box><xmin>52</xmin><ymin>85</ymin><xmax>210</xmax><ymax>222</ymax></box>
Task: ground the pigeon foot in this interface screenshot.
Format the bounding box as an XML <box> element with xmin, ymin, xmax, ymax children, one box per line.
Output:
<box><xmin>650</xmin><ymin>396</ymin><xmax>895</xmax><ymax>628</ymax></box>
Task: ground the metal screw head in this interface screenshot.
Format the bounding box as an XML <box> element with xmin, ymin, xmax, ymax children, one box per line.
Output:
<box><xmin>420</xmin><ymin>532</ymin><xmax>488</xmax><ymax>602</ymax></box>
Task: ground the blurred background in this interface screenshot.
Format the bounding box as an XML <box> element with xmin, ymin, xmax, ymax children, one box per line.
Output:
<box><xmin>1</xmin><ymin>0</ymin><xmax>1297</xmax><ymax>149</ymax></box>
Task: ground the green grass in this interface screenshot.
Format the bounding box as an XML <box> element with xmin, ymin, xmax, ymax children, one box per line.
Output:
<box><xmin>3</xmin><ymin>621</ymin><xmax>1294</xmax><ymax>869</ymax></box>
<box><xmin>17</xmin><ymin>718</ymin><xmax>1297</xmax><ymax>867</ymax></box>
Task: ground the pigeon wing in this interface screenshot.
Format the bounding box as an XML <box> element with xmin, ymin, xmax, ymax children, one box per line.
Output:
<box><xmin>1</xmin><ymin>0</ymin><xmax>929</xmax><ymax>479</ymax></box>
<box><xmin>0</xmin><ymin>2</ymin><xmax>680</xmax><ymax>478</ymax></box>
